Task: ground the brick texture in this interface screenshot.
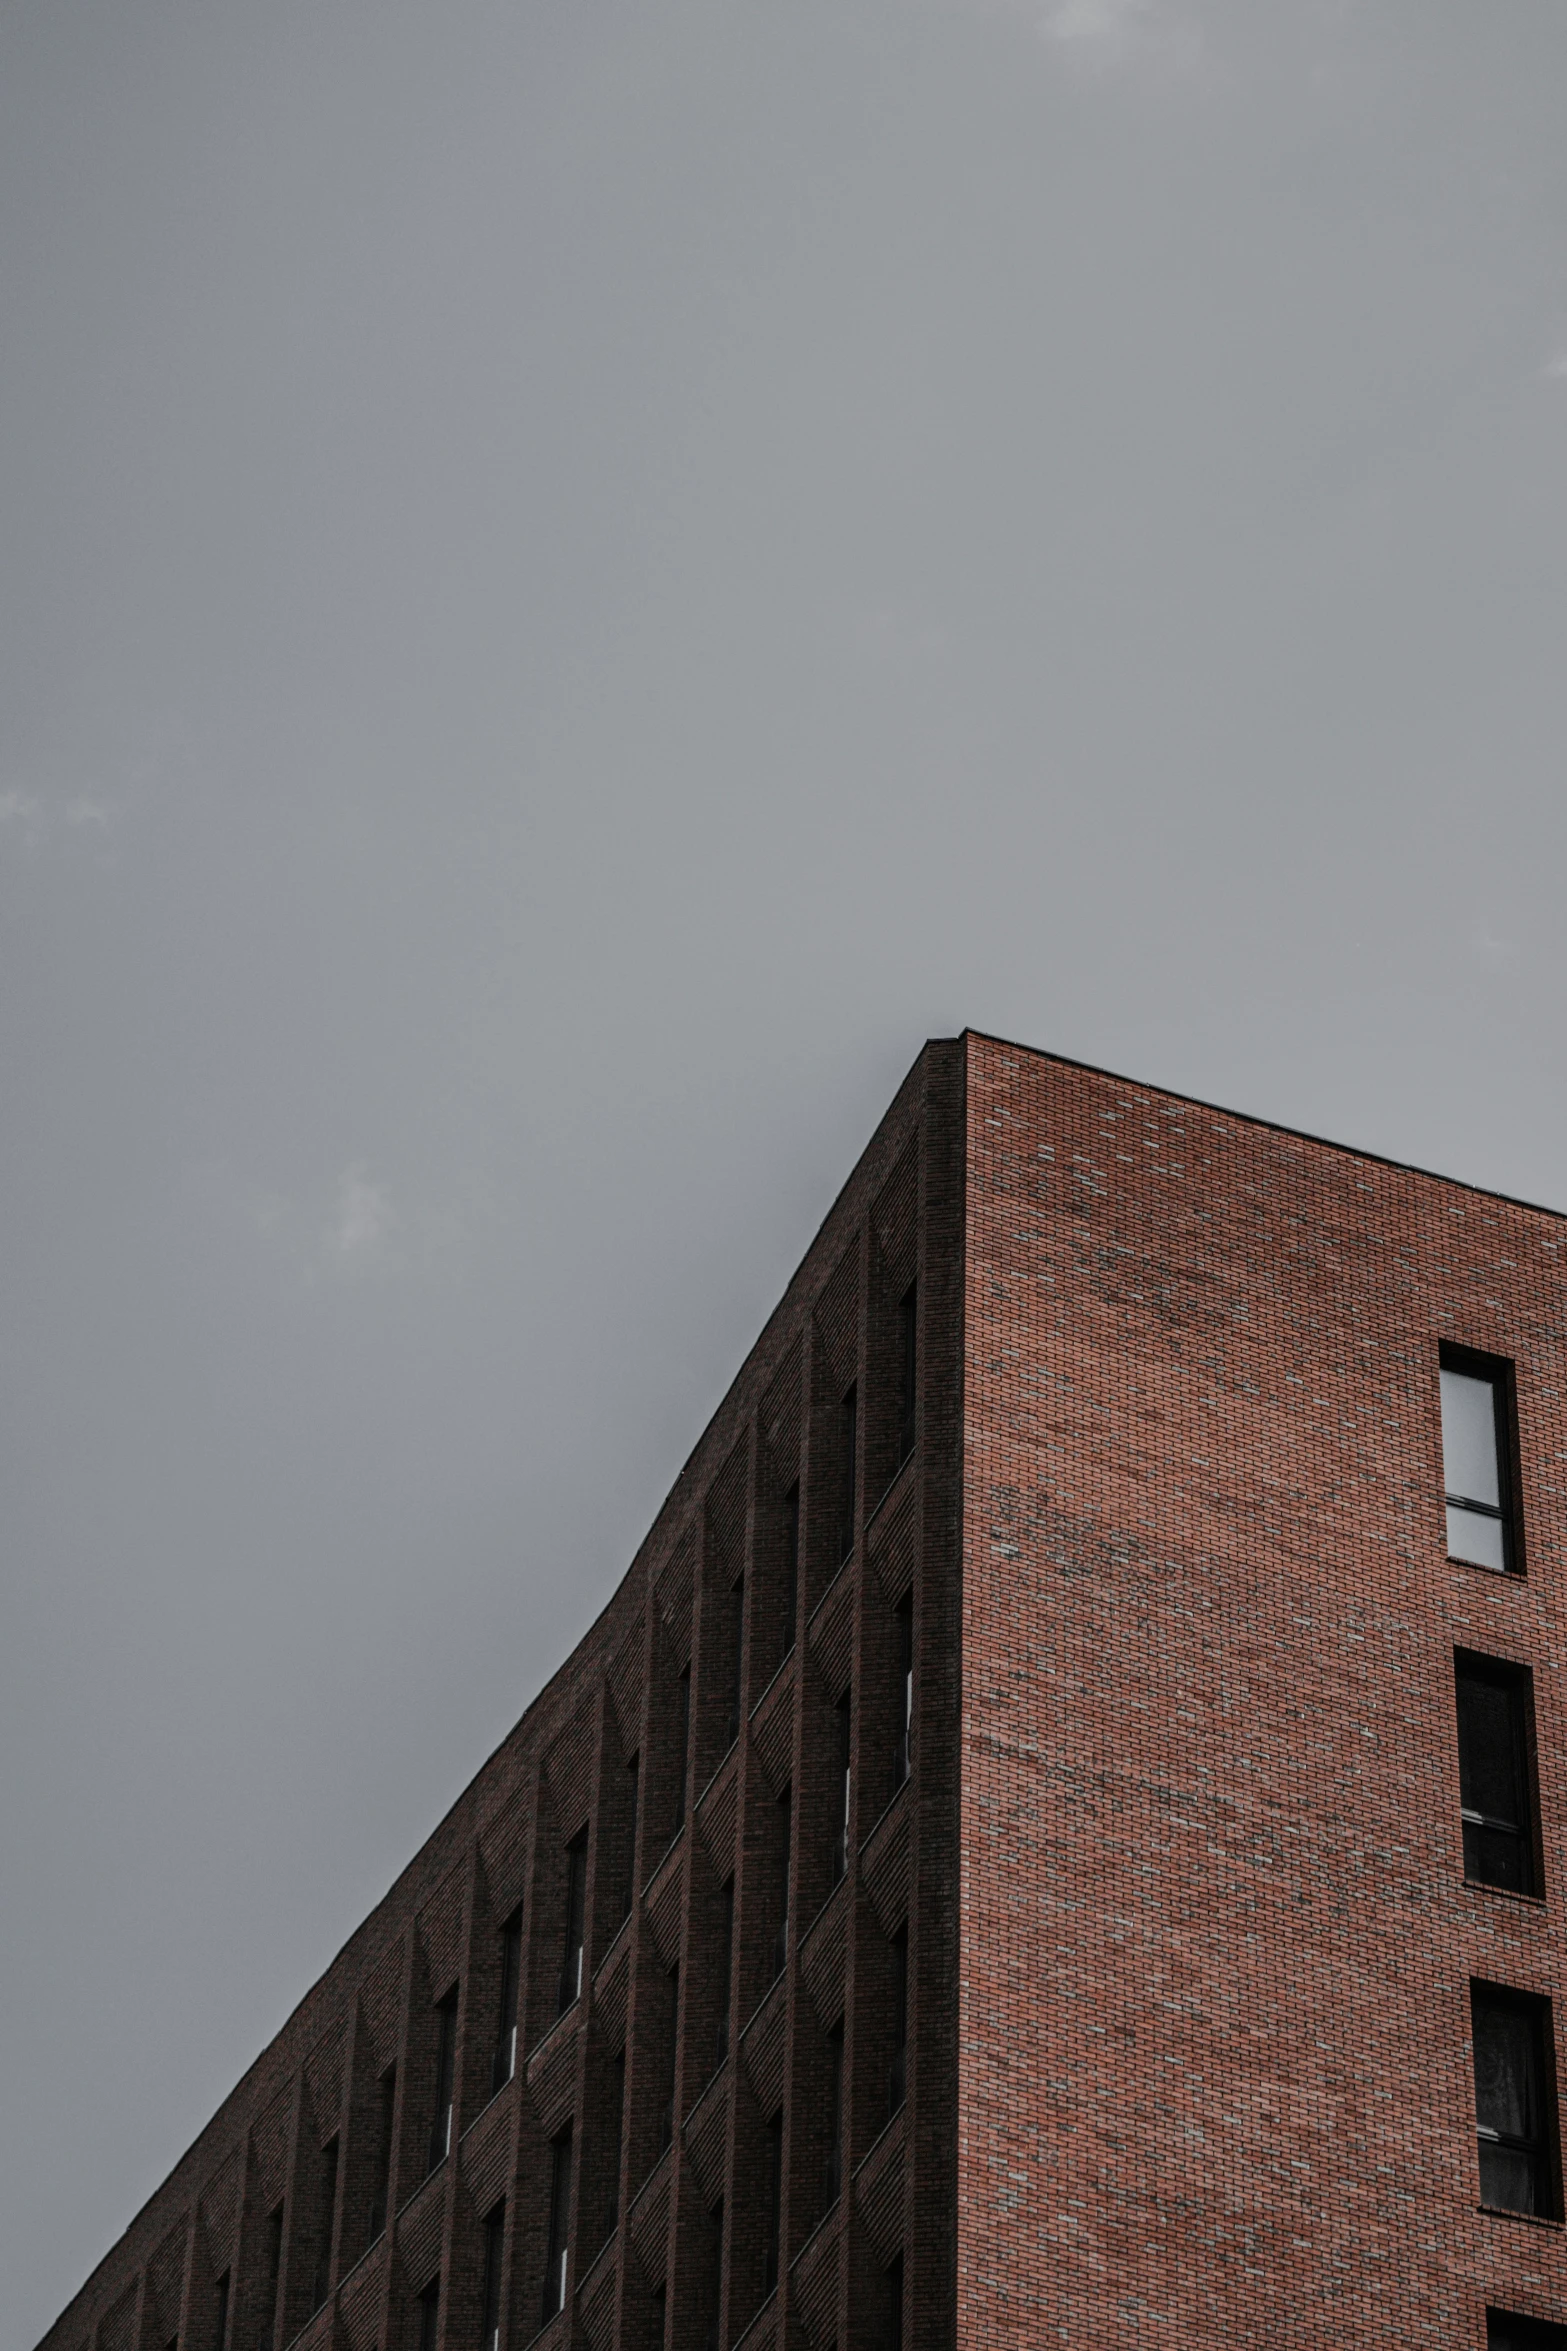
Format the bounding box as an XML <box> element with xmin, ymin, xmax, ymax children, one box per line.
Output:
<box><xmin>961</xmin><ymin>1032</ymin><xmax>1567</xmax><ymax>2349</ymax></box>
<box><xmin>46</xmin><ymin>1026</ymin><xmax>1565</xmax><ymax>2351</ymax></box>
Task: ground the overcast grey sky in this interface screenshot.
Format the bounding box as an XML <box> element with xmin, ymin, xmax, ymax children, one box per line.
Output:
<box><xmin>6</xmin><ymin>0</ymin><xmax>1567</xmax><ymax>2336</ymax></box>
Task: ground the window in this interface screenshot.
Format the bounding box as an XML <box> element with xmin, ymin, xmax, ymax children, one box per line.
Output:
<box><xmin>659</xmin><ymin>1965</ymin><xmax>680</xmax><ymax>2152</ymax></box>
<box><xmin>622</xmin><ymin>1754</ymin><xmax>640</xmax><ymax>1920</ymax></box>
<box><xmin>896</xmin><ymin>1280</ymin><xmax>917</xmax><ymax>1467</ymax></box>
<box><xmin>832</xmin><ymin>1691</ymin><xmax>852</xmax><ymax>1884</ymax></box>
<box><xmin>493</xmin><ymin>1911</ymin><xmax>523</xmax><ymax>2093</ymax></box>
<box><xmin>606</xmin><ymin>2046</ymin><xmax>626</xmax><ymax>2234</ymax></box>
<box><xmin>703</xmin><ymin>2201</ymin><xmax>723</xmax><ymax>2351</ymax></box>
<box><xmin>481</xmin><ymin>2204</ymin><xmax>505</xmax><ymax>2351</ymax></box>
<box><xmin>1471</xmin><ymin>1982</ymin><xmax>1559</xmax><ymax>2217</ymax></box>
<box><xmin>559</xmin><ymin>1831</ymin><xmax>588</xmax><ymax>2015</ymax></box>
<box><xmin>213</xmin><ymin>2273</ymin><xmax>230</xmax><ymax>2351</ymax></box>
<box><xmin>416</xmin><ymin>2279</ymin><xmax>439</xmax><ymax>2351</ymax></box>
<box><xmin>772</xmin><ymin>1788</ymin><xmax>792</xmax><ymax>1979</ymax></box>
<box><xmin>894</xmin><ymin>1595</ymin><xmax>913</xmax><ymax>1788</ymax></box>
<box><xmin>838</xmin><ymin>1386</ymin><xmax>858</xmax><ymax>1564</ymax></box>
<box><xmin>541</xmin><ymin>2123</ymin><xmax>572</xmax><ymax>2320</ymax></box>
<box><xmin>760</xmin><ymin>2111</ymin><xmax>783</xmax><ymax>2300</ymax></box>
<box><xmin>883</xmin><ymin>2253</ymin><xmax>904</xmax><ymax>2351</ymax></box>
<box><xmin>1456</xmin><ymin>1653</ymin><xmax>1540</xmax><ymax>1896</ymax></box>
<box><xmin>311</xmin><ymin>2138</ymin><xmax>339</xmax><ymax>2312</ymax></box>
<box><xmin>716</xmin><ymin>1878</ymin><xmax>735</xmax><ymax>2065</ymax></box>
<box><xmin>726</xmin><ymin>1576</ymin><xmax>746</xmax><ymax>1748</ymax></box>
<box><xmin>428</xmin><ymin>1991</ymin><xmax>458</xmax><ymax>2175</ymax></box>
<box><xmin>673</xmin><ymin>1666</ymin><xmax>692</xmax><ymax>1832</ymax></box>
<box><xmin>1441</xmin><ymin>1348</ymin><xmax>1519</xmax><ymax>1573</ymax></box>
<box><xmin>824</xmin><ymin>2021</ymin><xmax>844</xmax><ymax>2209</ymax></box>
<box><xmin>367</xmin><ymin>2070</ymin><xmax>395</xmax><ymax>2244</ymax></box>
<box><xmin>782</xmin><ymin>1485</ymin><xmax>800</xmax><ymax>1657</ymax></box>
<box><xmin>261</xmin><ymin>2206</ymin><xmax>284</xmax><ymax>2350</ymax></box>
<box><xmin>888</xmin><ymin>1924</ymin><xmax>908</xmax><ymax>2117</ymax></box>
<box><xmin>1489</xmin><ymin>2312</ymin><xmax>1567</xmax><ymax>2349</ymax></box>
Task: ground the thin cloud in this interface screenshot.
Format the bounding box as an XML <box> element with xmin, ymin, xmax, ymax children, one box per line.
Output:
<box><xmin>1041</xmin><ymin>0</ymin><xmax>1201</xmax><ymax>69</ymax></box>
<box><xmin>328</xmin><ymin>1166</ymin><xmax>399</xmax><ymax>1269</ymax></box>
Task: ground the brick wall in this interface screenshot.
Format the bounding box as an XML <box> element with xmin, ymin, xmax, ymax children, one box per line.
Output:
<box><xmin>960</xmin><ymin>1032</ymin><xmax>1567</xmax><ymax>2348</ymax></box>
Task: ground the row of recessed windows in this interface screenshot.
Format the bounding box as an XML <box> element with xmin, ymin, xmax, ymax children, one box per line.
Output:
<box><xmin>221</xmin><ymin>1289</ymin><xmax>918</xmax><ymax>2351</ymax></box>
<box><xmin>1439</xmin><ymin>1344</ymin><xmax>1567</xmax><ymax>2349</ymax></box>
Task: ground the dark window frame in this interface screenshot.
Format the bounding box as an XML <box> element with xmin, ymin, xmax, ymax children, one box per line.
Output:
<box><xmin>559</xmin><ymin>1829</ymin><xmax>588</xmax><ymax>2016</ymax></box>
<box><xmin>1489</xmin><ymin>2309</ymin><xmax>1567</xmax><ymax>2349</ymax></box>
<box><xmin>1471</xmin><ymin>1979</ymin><xmax>1562</xmax><ymax>2221</ymax></box>
<box><xmin>1456</xmin><ymin>1649</ymin><xmax>1543</xmax><ymax>1900</ymax></box>
<box><xmin>895</xmin><ymin>1278</ymin><xmax>918</xmax><ymax>1469</ymax></box>
<box><xmin>311</xmin><ymin>2136</ymin><xmax>340</xmax><ymax>2313</ymax></box>
<box><xmin>894</xmin><ymin>1594</ymin><xmax>914</xmax><ymax>1790</ymax></box>
<box><xmin>480</xmin><ymin>2202</ymin><xmax>505</xmax><ymax>2351</ymax></box>
<box><xmin>838</xmin><ymin>1383</ymin><xmax>859</xmax><ymax>1565</ymax></box>
<box><xmin>427</xmin><ymin>1987</ymin><xmax>459</xmax><ymax>2177</ymax></box>
<box><xmin>416</xmin><ymin>2277</ymin><xmax>440</xmax><ymax>2351</ymax></box>
<box><xmin>367</xmin><ymin>2069</ymin><xmax>396</xmax><ymax>2245</ymax></box>
<box><xmin>832</xmin><ymin>1689</ymin><xmax>852</xmax><ymax>1885</ymax></box>
<box><xmin>824</xmin><ymin>2018</ymin><xmax>845</xmax><ymax>2211</ymax></box>
<box><xmin>1441</xmin><ymin>1342</ymin><xmax>1525</xmax><ymax>1577</ymax></box>
<box><xmin>889</xmin><ymin>1922</ymin><xmax>909</xmax><ymax>2119</ymax></box>
<box><xmin>760</xmin><ymin>2110</ymin><xmax>784</xmax><ymax>2300</ymax></box>
<box><xmin>541</xmin><ymin>2122</ymin><xmax>573</xmax><ymax>2322</ymax></box>
<box><xmin>493</xmin><ymin>1910</ymin><xmax>523</xmax><ymax>2094</ymax></box>
<box><xmin>673</xmin><ymin>1664</ymin><xmax>692</xmax><ymax>1833</ymax></box>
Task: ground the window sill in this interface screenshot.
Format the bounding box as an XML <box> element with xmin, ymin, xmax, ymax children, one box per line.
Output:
<box><xmin>1478</xmin><ymin>2204</ymin><xmax>1564</xmax><ymax>2229</ymax></box>
<box><xmin>1463</xmin><ymin>1878</ymin><xmax>1547</xmax><ymax>1911</ymax></box>
<box><xmin>1450</xmin><ymin>1553</ymin><xmax>1524</xmax><ymax>1581</ymax></box>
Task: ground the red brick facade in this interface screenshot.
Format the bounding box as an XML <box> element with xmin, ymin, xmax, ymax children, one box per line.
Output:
<box><xmin>39</xmin><ymin>1031</ymin><xmax>1567</xmax><ymax>2351</ymax></box>
<box><xmin>962</xmin><ymin>1033</ymin><xmax>1567</xmax><ymax>2348</ymax></box>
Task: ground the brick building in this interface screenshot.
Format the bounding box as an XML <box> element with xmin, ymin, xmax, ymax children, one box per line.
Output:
<box><xmin>38</xmin><ymin>1033</ymin><xmax>1567</xmax><ymax>2351</ymax></box>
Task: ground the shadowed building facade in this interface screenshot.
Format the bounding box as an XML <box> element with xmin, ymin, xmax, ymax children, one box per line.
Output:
<box><xmin>39</xmin><ymin>1034</ymin><xmax>1567</xmax><ymax>2351</ymax></box>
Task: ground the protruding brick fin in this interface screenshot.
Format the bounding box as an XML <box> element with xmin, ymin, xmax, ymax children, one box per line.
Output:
<box><xmin>695</xmin><ymin>1748</ymin><xmax>739</xmax><ymax>1880</ymax></box>
<box><xmin>872</xmin><ymin>1138</ymin><xmax>919</xmax><ymax>1294</ymax></box>
<box><xmin>524</xmin><ymin>2009</ymin><xmax>581</xmax><ymax>2138</ymax></box>
<box><xmin>655</xmin><ymin>1528</ymin><xmax>697</xmax><ymax>1665</ymax></box>
<box><xmin>749</xmin><ymin>1653</ymin><xmax>795</xmax><ymax>1799</ymax></box>
<box><xmin>606</xmin><ymin>1609</ymin><xmax>645</xmax><ymax>1757</ymax></box>
<box><xmin>866</xmin><ymin>1474</ymin><xmax>917</xmax><ymax>1609</ymax></box>
<box><xmin>798</xmin><ymin>1881</ymin><xmax>848</xmax><ymax>2033</ymax></box>
<box><xmin>760</xmin><ymin>1342</ymin><xmax>803</xmax><ymax>1487</ymax></box>
<box><xmin>807</xmin><ymin>1567</ymin><xmax>854</xmax><ymax>1699</ymax></box>
<box><xmin>477</xmin><ymin>1786</ymin><xmax>531</xmax><ymax>1929</ymax></box>
<box><xmin>544</xmin><ymin>1695</ymin><xmax>596</xmax><ymax>1836</ymax></box>
<box><xmin>578</xmin><ymin>2242</ymin><xmax>619</xmax><ymax>2351</ymax></box>
<box><xmin>458</xmin><ymin>2086</ymin><xmax>511</xmax><ymax>2216</ymax></box>
<box><xmin>592</xmin><ymin>1930</ymin><xmax>631</xmax><ymax>2049</ymax></box>
<box><xmin>706</xmin><ymin>1436</ymin><xmax>749</xmax><ymax>1580</ymax></box>
<box><xmin>196</xmin><ymin>2145</ymin><xmax>242</xmax><ymax>2282</ymax></box>
<box><xmin>853</xmin><ymin>2105</ymin><xmax>905</xmax><ymax>2267</ymax></box>
<box><xmin>626</xmin><ymin>2146</ymin><xmax>672</xmax><ymax>2286</ymax></box>
<box><xmin>336</xmin><ymin>2254</ymin><xmax>382</xmax><ymax>2351</ymax></box>
<box><xmin>417</xmin><ymin>1864</ymin><xmax>467</xmax><ymax>2006</ymax></box>
<box><xmin>790</xmin><ymin>2206</ymin><xmax>842</xmax><ymax>2349</ymax></box>
<box><xmin>682</xmin><ymin>2060</ymin><xmax>730</xmax><ymax>2205</ymax></box>
<box><xmin>739</xmin><ymin>1978</ymin><xmax>787</xmax><ymax>2117</ymax></box>
<box><xmin>644</xmin><ymin>1842</ymin><xmax>686</xmax><ymax>1972</ymax></box>
<box><xmin>860</xmin><ymin>1793</ymin><xmax>910</xmax><ymax>1939</ymax></box>
<box><xmin>813</xmin><ymin>1241</ymin><xmax>860</xmax><ymax>1396</ymax></box>
<box><xmin>392</xmin><ymin>2163</ymin><xmax>444</xmax><ymax>2291</ymax></box>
